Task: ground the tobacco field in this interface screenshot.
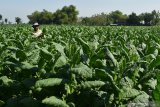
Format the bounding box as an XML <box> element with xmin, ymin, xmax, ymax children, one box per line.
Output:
<box><xmin>0</xmin><ymin>25</ymin><xmax>160</xmax><ymax>107</ymax></box>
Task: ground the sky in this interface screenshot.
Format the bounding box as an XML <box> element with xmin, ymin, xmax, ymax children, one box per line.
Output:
<box><xmin>0</xmin><ymin>0</ymin><xmax>160</xmax><ymax>23</ymax></box>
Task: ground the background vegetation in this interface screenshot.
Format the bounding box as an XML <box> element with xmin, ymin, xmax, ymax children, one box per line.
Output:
<box><xmin>0</xmin><ymin>5</ymin><xmax>160</xmax><ymax>26</ymax></box>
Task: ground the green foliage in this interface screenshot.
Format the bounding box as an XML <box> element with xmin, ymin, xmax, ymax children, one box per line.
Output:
<box><xmin>35</xmin><ymin>78</ymin><xmax>64</xmax><ymax>88</ymax></box>
<box><xmin>153</xmin><ymin>74</ymin><xmax>160</xmax><ymax>106</ymax></box>
<box><xmin>81</xmin><ymin>10</ymin><xmax>160</xmax><ymax>26</ymax></box>
<box><xmin>71</xmin><ymin>63</ymin><xmax>93</xmax><ymax>79</ymax></box>
<box><xmin>27</xmin><ymin>5</ymin><xmax>79</xmax><ymax>25</ymax></box>
<box><xmin>42</xmin><ymin>96</ymin><xmax>69</xmax><ymax>107</ymax></box>
<box><xmin>0</xmin><ymin>100</ymin><xmax>5</xmax><ymax>106</ymax></box>
<box><xmin>15</xmin><ymin>17</ymin><xmax>21</xmax><ymax>24</ymax></box>
<box><xmin>127</xmin><ymin>12</ymin><xmax>140</xmax><ymax>25</ymax></box>
<box><xmin>0</xmin><ymin>25</ymin><xmax>160</xmax><ymax>107</ymax></box>
<box><xmin>79</xmin><ymin>81</ymin><xmax>105</xmax><ymax>89</ymax></box>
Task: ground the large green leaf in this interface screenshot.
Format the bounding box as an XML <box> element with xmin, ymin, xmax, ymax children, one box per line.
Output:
<box><xmin>119</xmin><ymin>88</ymin><xmax>141</xmax><ymax>100</ymax></box>
<box><xmin>71</xmin><ymin>63</ymin><xmax>93</xmax><ymax>79</ymax></box>
<box><xmin>35</xmin><ymin>78</ymin><xmax>64</xmax><ymax>88</ymax></box>
<box><xmin>53</xmin><ymin>42</ymin><xmax>66</xmax><ymax>56</ymax></box>
<box><xmin>42</xmin><ymin>96</ymin><xmax>69</xmax><ymax>107</ymax></box>
<box><xmin>0</xmin><ymin>76</ymin><xmax>14</xmax><ymax>86</ymax></box>
<box><xmin>132</xmin><ymin>92</ymin><xmax>149</xmax><ymax>107</ymax></box>
<box><xmin>95</xmin><ymin>68</ymin><xmax>108</xmax><ymax>80</ymax></box>
<box><xmin>105</xmin><ymin>47</ymin><xmax>119</xmax><ymax>68</ymax></box>
<box><xmin>149</xmin><ymin>55</ymin><xmax>160</xmax><ymax>70</ymax></box>
<box><xmin>153</xmin><ymin>74</ymin><xmax>160</xmax><ymax>103</ymax></box>
<box><xmin>79</xmin><ymin>81</ymin><xmax>105</xmax><ymax>89</ymax></box>
<box><xmin>75</xmin><ymin>37</ymin><xmax>90</xmax><ymax>55</ymax></box>
<box><xmin>144</xmin><ymin>78</ymin><xmax>157</xmax><ymax>90</ymax></box>
<box><xmin>16</xmin><ymin>50</ymin><xmax>27</xmax><ymax>61</ymax></box>
<box><xmin>54</xmin><ymin>55</ymin><xmax>67</xmax><ymax>68</ymax></box>
<box><xmin>40</xmin><ymin>48</ymin><xmax>53</xmax><ymax>61</ymax></box>
<box><xmin>120</xmin><ymin>77</ymin><xmax>134</xmax><ymax>88</ymax></box>
<box><xmin>20</xmin><ymin>62</ymin><xmax>38</xmax><ymax>72</ymax></box>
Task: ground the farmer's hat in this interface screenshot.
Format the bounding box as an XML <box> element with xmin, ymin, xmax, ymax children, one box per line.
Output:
<box><xmin>32</xmin><ymin>22</ymin><xmax>39</xmax><ymax>27</ymax></box>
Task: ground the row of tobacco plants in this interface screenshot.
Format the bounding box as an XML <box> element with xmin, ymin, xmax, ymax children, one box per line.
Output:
<box><xmin>0</xmin><ymin>25</ymin><xmax>160</xmax><ymax>107</ymax></box>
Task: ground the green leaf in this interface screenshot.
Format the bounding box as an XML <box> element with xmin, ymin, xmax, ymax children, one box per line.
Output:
<box><xmin>75</xmin><ymin>37</ymin><xmax>90</xmax><ymax>55</ymax></box>
<box><xmin>0</xmin><ymin>76</ymin><xmax>14</xmax><ymax>86</ymax></box>
<box><xmin>149</xmin><ymin>55</ymin><xmax>160</xmax><ymax>70</ymax></box>
<box><xmin>132</xmin><ymin>92</ymin><xmax>149</xmax><ymax>106</ymax></box>
<box><xmin>22</xmin><ymin>78</ymin><xmax>36</xmax><ymax>88</ymax></box>
<box><xmin>71</xmin><ymin>63</ymin><xmax>93</xmax><ymax>79</ymax></box>
<box><xmin>95</xmin><ymin>68</ymin><xmax>120</xmax><ymax>91</ymax></box>
<box><xmin>19</xmin><ymin>97</ymin><xmax>40</xmax><ymax>107</ymax></box>
<box><xmin>7</xmin><ymin>46</ymin><xmax>19</xmax><ymax>52</ymax></box>
<box><xmin>120</xmin><ymin>77</ymin><xmax>134</xmax><ymax>88</ymax></box>
<box><xmin>16</xmin><ymin>50</ymin><xmax>27</xmax><ymax>61</ymax></box>
<box><xmin>42</xmin><ymin>96</ymin><xmax>69</xmax><ymax>107</ymax></box>
<box><xmin>35</xmin><ymin>78</ymin><xmax>64</xmax><ymax>88</ymax></box>
<box><xmin>53</xmin><ymin>42</ymin><xmax>66</xmax><ymax>56</ymax></box>
<box><xmin>95</xmin><ymin>68</ymin><xmax>108</xmax><ymax>80</ymax></box>
<box><xmin>14</xmin><ymin>40</ymin><xmax>24</xmax><ymax>49</ymax></box>
<box><xmin>5</xmin><ymin>97</ymin><xmax>17</xmax><ymax>107</ymax></box>
<box><xmin>90</xmin><ymin>59</ymin><xmax>106</xmax><ymax>68</ymax></box>
<box><xmin>54</xmin><ymin>55</ymin><xmax>67</xmax><ymax>68</ymax></box>
<box><xmin>153</xmin><ymin>74</ymin><xmax>160</xmax><ymax>102</ymax></box>
<box><xmin>40</xmin><ymin>48</ymin><xmax>53</xmax><ymax>61</ymax></box>
<box><xmin>0</xmin><ymin>100</ymin><xmax>5</xmax><ymax>106</ymax></box>
<box><xmin>128</xmin><ymin>44</ymin><xmax>140</xmax><ymax>61</ymax></box>
<box><xmin>105</xmin><ymin>47</ymin><xmax>119</xmax><ymax>68</ymax></box>
<box><xmin>38</xmin><ymin>56</ymin><xmax>46</xmax><ymax>69</ymax></box>
<box><xmin>27</xmin><ymin>49</ymin><xmax>40</xmax><ymax>64</ymax></box>
<box><xmin>144</xmin><ymin>78</ymin><xmax>157</xmax><ymax>89</ymax></box>
<box><xmin>119</xmin><ymin>88</ymin><xmax>141</xmax><ymax>100</ymax></box>
<box><xmin>80</xmin><ymin>81</ymin><xmax>105</xmax><ymax>89</ymax></box>
<box><xmin>20</xmin><ymin>62</ymin><xmax>38</xmax><ymax>71</ymax></box>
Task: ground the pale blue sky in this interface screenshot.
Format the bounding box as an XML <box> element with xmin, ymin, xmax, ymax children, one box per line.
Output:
<box><xmin>0</xmin><ymin>0</ymin><xmax>160</xmax><ymax>23</ymax></box>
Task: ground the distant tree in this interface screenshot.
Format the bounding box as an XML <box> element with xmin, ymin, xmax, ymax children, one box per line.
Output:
<box><xmin>81</xmin><ymin>10</ymin><xmax>128</xmax><ymax>26</ymax></box>
<box><xmin>138</xmin><ymin>10</ymin><xmax>160</xmax><ymax>25</ymax></box>
<box><xmin>64</xmin><ymin>5</ymin><xmax>79</xmax><ymax>23</ymax></box>
<box><xmin>40</xmin><ymin>9</ymin><xmax>53</xmax><ymax>24</ymax></box>
<box><xmin>28</xmin><ymin>10</ymin><xmax>54</xmax><ymax>24</ymax></box>
<box><xmin>143</xmin><ymin>13</ymin><xmax>154</xmax><ymax>25</ymax></box>
<box><xmin>0</xmin><ymin>14</ymin><xmax>2</xmax><ymax>21</ymax></box>
<box><xmin>53</xmin><ymin>9</ymin><xmax>68</xmax><ymax>24</ymax></box>
<box><xmin>151</xmin><ymin>10</ymin><xmax>160</xmax><ymax>25</ymax></box>
<box><xmin>27</xmin><ymin>5</ymin><xmax>79</xmax><ymax>25</ymax></box>
<box><xmin>27</xmin><ymin>11</ymin><xmax>41</xmax><ymax>24</ymax></box>
<box><xmin>127</xmin><ymin>12</ymin><xmax>140</xmax><ymax>25</ymax></box>
<box><xmin>81</xmin><ymin>17</ymin><xmax>91</xmax><ymax>25</ymax></box>
<box><xmin>53</xmin><ymin>5</ymin><xmax>79</xmax><ymax>24</ymax></box>
<box><xmin>4</xmin><ymin>18</ymin><xmax>8</xmax><ymax>24</ymax></box>
<box><xmin>109</xmin><ymin>10</ymin><xmax>127</xmax><ymax>24</ymax></box>
<box><xmin>81</xmin><ymin>13</ymin><xmax>113</xmax><ymax>26</ymax></box>
<box><xmin>15</xmin><ymin>17</ymin><xmax>22</xmax><ymax>24</ymax></box>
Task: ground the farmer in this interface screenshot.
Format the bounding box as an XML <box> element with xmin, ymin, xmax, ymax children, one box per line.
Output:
<box><xmin>32</xmin><ymin>22</ymin><xmax>43</xmax><ymax>37</ymax></box>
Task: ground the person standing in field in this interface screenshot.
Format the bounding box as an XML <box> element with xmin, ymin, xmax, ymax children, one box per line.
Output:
<box><xmin>32</xmin><ymin>22</ymin><xmax>43</xmax><ymax>37</ymax></box>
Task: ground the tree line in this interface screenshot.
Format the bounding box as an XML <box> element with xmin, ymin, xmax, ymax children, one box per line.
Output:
<box><xmin>0</xmin><ymin>5</ymin><xmax>160</xmax><ymax>26</ymax></box>
<box><xmin>81</xmin><ymin>10</ymin><xmax>160</xmax><ymax>26</ymax></box>
<box><xmin>27</xmin><ymin>5</ymin><xmax>160</xmax><ymax>26</ymax></box>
